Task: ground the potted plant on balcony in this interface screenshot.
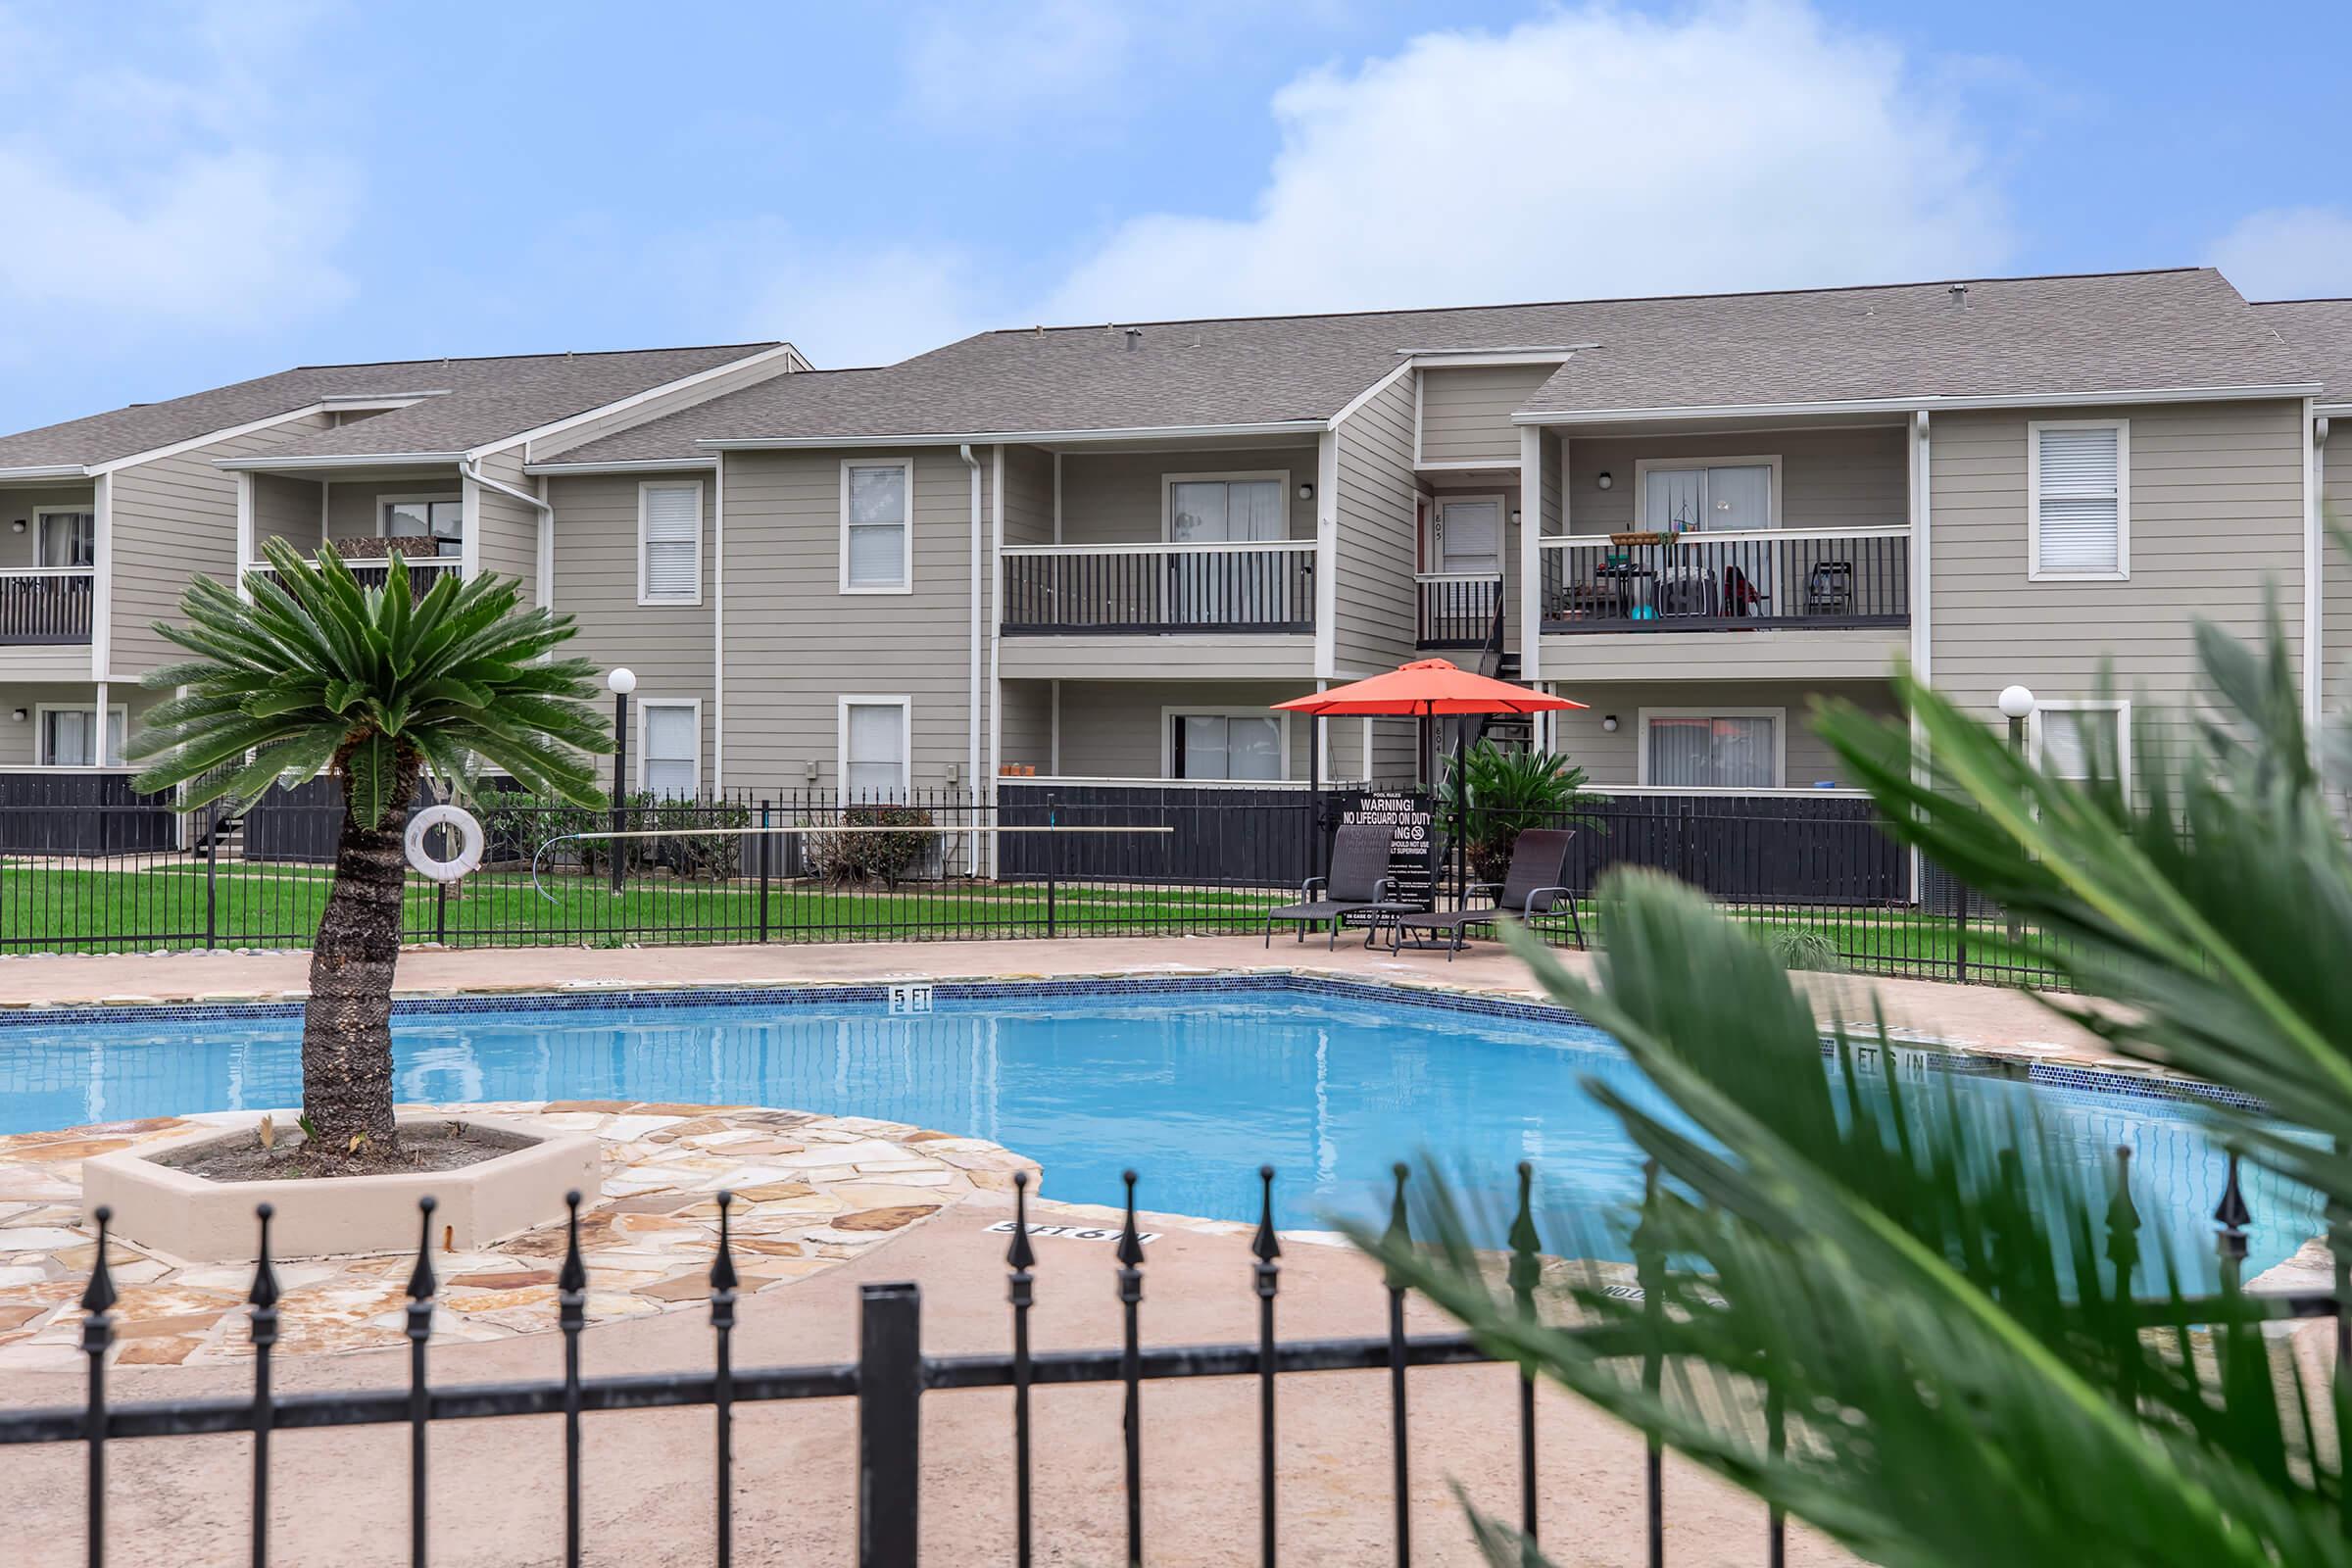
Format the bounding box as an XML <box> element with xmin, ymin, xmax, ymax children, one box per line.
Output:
<box><xmin>125</xmin><ymin>540</ymin><xmax>610</xmax><ymax>1173</ymax></box>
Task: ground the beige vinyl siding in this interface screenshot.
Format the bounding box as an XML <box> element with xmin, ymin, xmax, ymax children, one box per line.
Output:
<box><xmin>722</xmin><ymin>447</ymin><xmax>991</xmax><ymax>793</ymax></box>
<box><xmin>999</xmin><ymin>680</ymin><xmax>1053</xmax><ymax>774</ymax></box>
<box><xmin>1546</xmin><ymin>679</ymin><xmax>1899</xmax><ymax>789</ymax></box>
<box><xmin>0</xmin><ymin>485</ymin><xmax>98</xmax><ymax>569</ymax></box>
<box><xmin>1050</xmin><ymin>680</ymin><xmax>1325</xmax><ymax>781</ymax></box>
<box><xmin>999</xmin><ymin>634</ymin><xmax>1312</xmax><ymax>683</ymax></box>
<box><xmin>526</xmin><ymin>350</ymin><xmax>801</xmax><ymax>462</ymax></box>
<box><xmin>468</xmin><ymin>449</ymin><xmax>540</xmax><ymax>589</ymax></box>
<box><xmin>106</xmin><ymin>412</ymin><xmax>333</xmax><ymax>678</ymax></box>
<box><xmin>1001</xmin><ymin>445</ymin><xmax>1054</xmax><ymax>546</ymax></box>
<box><xmin>1564</xmin><ymin>426</ymin><xmax>1909</xmax><ymax>534</ymax></box>
<box><xmin>1333</xmin><ymin>370</ymin><xmax>1423</xmax><ymax>680</ymax></box>
<box><xmin>547</xmin><ymin>471</ymin><xmax>715</xmax><ymax>795</ymax></box>
<box><xmin>2324</xmin><ymin>423</ymin><xmax>2350</xmax><ymax>716</ymax></box>
<box><xmin>1418</xmin><ymin>364</ymin><xmax>1556</xmax><ymax>465</ymax></box>
<box><xmin>250</xmin><ymin>474</ymin><xmax>322</xmax><ymax>555</ymax></box>
<box><xmin>1539</xmin><ymin>627</ymin><xmax>1907</xmax><ymax>683</ymax></box>
<box><xmin>1930</xmin><ymin>401</ymin><xmax>2307</xmax><ymax>765</ymax></box>
<box><xmin>0</xmin><ymin>682</ymin><xmax>165</xmax><ymax>767</ymax></box>
<box><xmin>1055</xmin><ymin>447</ymin><xmax>1315</xmax><ymax>543</ymax></box>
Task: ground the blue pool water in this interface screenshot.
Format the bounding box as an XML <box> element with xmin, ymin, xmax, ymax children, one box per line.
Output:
<box><xmin>0</xmin><ymin>984</ymin><xmax>2315</xmax><ymax>1284</ymax></box>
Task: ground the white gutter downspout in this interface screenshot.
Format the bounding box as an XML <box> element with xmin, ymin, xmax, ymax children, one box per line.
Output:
<box><xmin>711</xmin><ymin>453</ymin><xmax>725</xmax><ymax>795</ymax></box>
<box><xmin>2306</xmin><ymin>405</ymin><xmax>2327</xmax><ymax>735</ymax></box>
<box><xmin>457</xmin><ymin>458</ymin><xmax>553</xmax><ymax>583</ymax></box>
<box><xmin>959</xmin><ymin>444</ymin><xmax>984</xmax><ymax>874</ymax></box>
<box><xmin>1909</xmin><ymin>409</ymin><xmax>1933</xmax><ymax>905</ymax></box>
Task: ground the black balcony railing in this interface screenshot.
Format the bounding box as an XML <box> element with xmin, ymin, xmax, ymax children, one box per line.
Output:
<box><xmin>1002</xmin><ymin>543</ymin><xmax>1314</xmax><ymax>635</ymax></box>
<box><xmin>0</xmin><ymin>569</ymin><xmax>94</xmax><ymax>645</ymax></box>
<box><xmin>1541</xmin><ymin>529</ymin><xmax>1909</xmax><ymax>633</ymax></box>
<box><xmin>1415</xmin><ymin>573</ymin><xmax>1501</xmax><ymax>647</ymax></box>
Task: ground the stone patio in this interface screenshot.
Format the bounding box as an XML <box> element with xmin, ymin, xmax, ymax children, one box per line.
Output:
<box><xmin>0</xmin><ymin>1102</ymin><xmax>1035</xmax><ymax>1370</ymax></box>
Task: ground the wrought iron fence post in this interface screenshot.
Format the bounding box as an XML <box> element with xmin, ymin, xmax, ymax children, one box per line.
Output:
<box><xmin>434</xmin><ymin>880</ymin><xmax>449</xmax><ymax>947</ymax></box>
<box><xmin>858</xmin><ymin>1282</ymin><xmax>922</xmax><ymax>1568</ymax></box>
<box><xmin>1953</xmin><ymin>880</ymin><xmax>1971</xmax><ymax>985</ymax></box>
<box><xmin>1046</xmin><ymin>793</ymin><xmax>1058</xmax><ymax>940</ymax></box>
<box><xmin>758</xmin><ymin>801</ymin><xmax>772</xmax><ymax>944</ymax></box>
<box><xmin>205</xmin><ymin>830</ymin><xmax>219</xmax><ymax>951</ymax></box>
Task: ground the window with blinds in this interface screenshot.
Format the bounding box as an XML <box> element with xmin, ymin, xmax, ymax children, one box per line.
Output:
<box><xmin>843</xmin><ymin>702</ymin><xmax>908</xmax><ymax>797</ymax></box>
<box><xmin>640</xmin><ymin>703</ymin><xmax>699</xmax><ymax>797</ymax></box>
<box><xmin>2031</xmin><ymin>422</ymin><xmax>2127</xmax><ymax>577</ymax></box>
<box><xmin>842</xmin><ymin>461</ymin><xmax>912</xmax><ymax>591</ymax></box>
<box><xmin>1642</xmin><ymin>713</ymin><xmax>1779</xmax><ymax>789</ymax></box>
<box><xmin>638</xmin><ymin>483</ymin><xmax>702</xmax><ymax>604</ymax></box>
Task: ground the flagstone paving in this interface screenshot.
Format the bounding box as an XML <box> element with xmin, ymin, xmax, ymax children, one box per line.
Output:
<box><xmin>0</xmin><ymin>1102</ymin><xmax>1035</xmax><ymax>1371</ymax></box>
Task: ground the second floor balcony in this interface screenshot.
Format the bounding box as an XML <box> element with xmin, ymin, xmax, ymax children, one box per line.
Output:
<box><xmin>1001</xmin><ymin>541</ymin><xmax>1316</xmax><ymax>636</ymax></box>
<box><xmin>0</xmin><ymin>569</ymin><xmax>95</xmax><ymax>645</ymax></box>
<box><xmin>1540</xmin><ymin>527</ymin><xmax>1910</xmax><ymax>635</ymax></box>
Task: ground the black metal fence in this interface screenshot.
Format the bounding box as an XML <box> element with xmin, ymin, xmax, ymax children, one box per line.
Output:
<box><xmin>0</xmin><ymin>1158</ymin><xmax>2324</xmax><ymax>1567</ymax></box>
<box><xmin>1540</xmin><ymin>531</ymin><xmax>1911</xmax><ymax>632</ymax></box>
<box><xmin>0</xmin><ymin>780</ymin><xmax>2068</xmax><ymax>988</ymax></box>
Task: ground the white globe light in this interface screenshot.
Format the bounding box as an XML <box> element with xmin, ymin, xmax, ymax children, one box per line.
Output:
<box><xmin>1997</xmin><ymin>684</ymin><xmax>2036</xmax><ymax>720</ymax></box>
<box><xmin>607</xmin><ymin>667</ymin><xmax>638</xmax><ymax>696</ymax></box>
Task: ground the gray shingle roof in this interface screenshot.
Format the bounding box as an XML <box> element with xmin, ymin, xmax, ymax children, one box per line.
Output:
<box><xmin>546</xmin><ymin>268</ymin><xmax>2308</xmax><ymax>466</ymax></box>
<box><xmin>0</xmin><ymin>343</ymin><xmax>784</xmax><ymax>473</ymax></box>
<box><xmin>2253</xmin><ymin>298</ymin><xmax>2352</xmax><ymax>403</ymax></box>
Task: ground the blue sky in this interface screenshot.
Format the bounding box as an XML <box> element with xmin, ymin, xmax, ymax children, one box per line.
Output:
<box><xmin>2</xmin><ymin>0</ymin><xmax>2346</xmax><ymax>435</ymax></box>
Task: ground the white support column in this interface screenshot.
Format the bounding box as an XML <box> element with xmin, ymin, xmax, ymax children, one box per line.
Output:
<box><xmin>1519</xmin><ymin>424</ymin><xmax>1544</xmax><ymax>749</ymax></box>
<box><xmin>90</xmin><ymin>472</ymin><xmax>113</xmax><ymax>681</ymax></box>
<box><xmin>459</xmin><ymin>474</ymin><xmax>482</xmax><ymax>580</ymax></box>
<box><xmin>989</xmin><ymin>444</ymin><xmax>1004</xmax><ymax>877</ymax></box>
<box><xmin>2305</xmin><ymin>402</ymin><xmax>2325</xmax><ymax>733</ymax></box>
<box><xmin>1313</xmin><ymin>430</ymin><xmax>1339</xmax><ymax>679</ymax></box>
<box><xmin>1908</xmin><ymin>409</ymin><xmax>1934</xmax><ymax>905</ymax></box>
<box><xmin>233</xmin><ymin>469</ymin><xmax>256</xmax><ymax>604</ymax></box>
<box><xmin>710</xmin><ymin>456</ymin><xmax>724</xmax><ymax>794</ymax></box>
<box><xmin>91</xmin><ymin>680</ymin><xmax>109</xmax><ymax>768</ymax></box>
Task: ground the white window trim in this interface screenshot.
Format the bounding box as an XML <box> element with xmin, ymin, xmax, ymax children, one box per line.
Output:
<box><xmin>2029</xmin><ymin>698</ymin><xmax>2132</xmax><ymax>795</ymax></box>
<box><xmin>1431</xmin><ymin>491</ymin><xmax>1508</xmax><ymax>575</ymax></box>
<box><xmin>636</xmin><ymin>478</ymin><xmax>705</xmax><ymax>607</ymax></box>
<box><xmin>29</xmin><ymin>506</ymin><xmax>96</xmax><ymax>570</ymax></box>
<box><xmin>634</xmin><ymin>697</ymin><xmax>703</xmax><ymax>796</ymax></box>
<box><xmin>1160</xmin><ymin>469</ymin><xmax>1294</xmax><ymax>541</ymax></box>
<box><xmin>1635</xmin><ymin>706</ymin><xmax>1787</xmax><ymax>790</ymax></box>
<box><xmin>2026</xmin><ymin>418</ymin><xmax>2131</xmax><ymax>581</ymax></box>
<box><xmin>837</xmin><ymin>695</ymin><xmax>912</xmax><ymax>794</ymax></box>
<box><xmin>839</xmin><ymin>458</ymin><xmax>915</xmax><ymax>595</ymax></box>
<box><xmin>1160</xmin><ymin>706</ymin><xmax>1294</xmax><ymax>782</ymax></box>
<box><xmin>1630</xmin><ymin>455</ymin><xmax>1783</xmax><ymax>531</ymax></box>
<box><xmin>375</xmin><ymin>491</ymin><xmax>464</xmax><ymax>535</ymax></box>
<box><xmin>32</xmin><ymin>702</ymin><xmax>128</xmax><ymax>768</ymax></box>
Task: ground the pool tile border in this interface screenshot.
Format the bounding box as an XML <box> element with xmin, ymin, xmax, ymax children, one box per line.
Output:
<box><xmin>0</xmin><ymin>969</ymin><xmax>2266</xmax><ymax>1115</ymax></box>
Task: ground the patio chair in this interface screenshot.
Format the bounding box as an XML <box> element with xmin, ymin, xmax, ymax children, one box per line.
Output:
<box><xmin>1264</xmin><ymin>823</ymin><xmax>1426</xmax><ymax>949</ymax></box>
<box><xmin>1389</xmin><ymin>828</ymin><xmax>1584</xmax><ymax>959</ymax></box>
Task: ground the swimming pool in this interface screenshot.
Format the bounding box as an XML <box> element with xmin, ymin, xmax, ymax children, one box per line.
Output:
<box><xmin>0</xmin><ymin>979</ymin><xmax>2314</xmax><ymax>1284</ymax></box>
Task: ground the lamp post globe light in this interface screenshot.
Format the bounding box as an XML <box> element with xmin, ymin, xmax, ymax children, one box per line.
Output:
<box><xmin>607</xmin><ymin>668</ymin><xmax>636</xmax><ymax>893</ymax></box>
<box><xmin>1997</xmin><ymin>684</ymin><xmax>2035</xmax><ymax>754</ymax></box>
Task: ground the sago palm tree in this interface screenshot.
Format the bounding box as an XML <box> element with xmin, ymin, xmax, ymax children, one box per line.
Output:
<box><xmin>129</xmin><ymin>540</ymin><xmax>608</xmax><ymax>1167</ymax></box>
<box><xmin>1355</xmin><ymin>598</ymin><xmax>2352</xmax><ymax>1566</ymax></box>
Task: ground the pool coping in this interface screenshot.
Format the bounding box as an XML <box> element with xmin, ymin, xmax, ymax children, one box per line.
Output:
<box><xmin>0</xmin><ymin>966</ymin><xmax>2266</xmax><ymax>1116</ymax></box>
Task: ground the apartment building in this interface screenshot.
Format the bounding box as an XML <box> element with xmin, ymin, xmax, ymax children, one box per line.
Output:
<box><xmin>0</xmin><ymin>266</ymin><xmax>2342</xmax><ymax>816</ymax></box>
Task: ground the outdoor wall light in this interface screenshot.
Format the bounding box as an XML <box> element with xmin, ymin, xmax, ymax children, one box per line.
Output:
<box><xmin>1595</xmin><ymin>471</ymin><xmax>1613</xmax><ymax>490</ymax></box>
<box><xmin>9</xmin><ymin>519</ymin><xmax>23</xmax><ymax>533</ymax></box>
<box><xmin>9</xmin><ymin>710</ymin><xmax>24</xmax><ymax>723</ymax></box>
<box><xmin>1601</xmin><ymin>714</ymin><xmax>1618</xmax><ymax>732</ymax></box>
<box><xmin>1296</xmin><ymin>481</ymin><xmax>1313</xmax><ymax>501</ymax></box>
<box><xmin>1509</xmin><ymin>509</ymin><xmax>1522</xmax><ymax>525</ymax></box>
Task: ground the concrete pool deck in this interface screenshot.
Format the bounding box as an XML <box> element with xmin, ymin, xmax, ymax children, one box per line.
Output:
<box><xmin>0</xmin><ymin>932</ymin><xmax>2128</xmax><ymax>1072</ymax></box>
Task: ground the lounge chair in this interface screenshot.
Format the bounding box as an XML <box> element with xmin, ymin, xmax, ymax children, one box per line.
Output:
<box><xmin>1264</xmin><ymin>824</ymin><xmax>1426</xmax><ymax>949</ymax></box>
<box><xmin>1389</xmin><ymin>828</ymin><xmax>1583</xmax><ymax>958</ymax></box>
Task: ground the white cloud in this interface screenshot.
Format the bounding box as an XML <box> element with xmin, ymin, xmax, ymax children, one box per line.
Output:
<box><xmin>1040</xmin><ymin>2</ymin><xmax>2015</xmax><ymax>322</ymax></box>
<box><xmin>0</xmin><ymin>3</ymin><xmax>354</xmax><ymax>341</ymax></box>
<box><xmin>2212</xmin><ymin>208</ymin><xmax>2352</xmax><ymax>302</ymax></box>
<box><xmin>655</xmin><ymin>217</ymin><xmax>988</xmax><ymax>368</ymax></box>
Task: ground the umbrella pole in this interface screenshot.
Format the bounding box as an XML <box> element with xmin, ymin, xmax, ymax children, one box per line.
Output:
<box><xmin>1309</xmin><ymin>711</ymin><xmax>1328</xmax><ymax>884</ymax></box>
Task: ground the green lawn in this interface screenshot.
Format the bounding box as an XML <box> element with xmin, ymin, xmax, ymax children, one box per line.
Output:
<box><xmin>0</xmin><ymin>858</ymin><xmax>2064</xmax><ymax>986</ymax></box>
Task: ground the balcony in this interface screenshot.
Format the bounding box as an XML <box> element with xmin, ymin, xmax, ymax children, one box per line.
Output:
<box><xmin>0</xmin><ymin>569</ymin><xmax>94</xmax><ymax>645</ymax></box>
<box><xmin>1001</xmin><ymin>542</ymin><xmax>1315</xmax><ymax>636</ymax></box>
<box><xmin>1416</xmin><ymin>573</ymin><xmax>1503</xmax><ymax>648</ymax></box>
<box><xmin>246</xmin><ymin>555</ymin><xmax>465</xmax><ymax>594</ymax></box>
<box><xmin>1540</xmin><ymin>528</ymin><xmax>1909</xmax><ymax>634</ymax></box>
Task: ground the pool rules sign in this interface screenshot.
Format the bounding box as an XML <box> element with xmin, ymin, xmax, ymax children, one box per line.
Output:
<box><xmin>1340</xmin><ymin>791</ymin><xmax>1437</xmax><ymax>906</ymax></box>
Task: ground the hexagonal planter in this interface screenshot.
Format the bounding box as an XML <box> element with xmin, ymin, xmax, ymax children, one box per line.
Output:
<box><xmin>79</xmin><ymin>1111</ymin><xmax>602</xmax><ymax>1263</ymax></box>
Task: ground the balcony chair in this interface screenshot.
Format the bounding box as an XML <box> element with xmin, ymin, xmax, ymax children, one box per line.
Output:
<box><xmin>1722</xmin><ymin>564</ymin><xmax>1769</xmax><ymax>618</ymax></box>
<box><xmin>1388</xmin><ymin>827</ymin><xmax>1583</xmax><ymax>959</ymax></box>
<box><xmin>1264</xmin><ymin>823</ymin><xmax>1426</xmax><ymax>949</ymax></box>
<box><xmin>1804</xmin><ymin>562</ymin><xmax>1855</xmax><ymax>615</ymax></box>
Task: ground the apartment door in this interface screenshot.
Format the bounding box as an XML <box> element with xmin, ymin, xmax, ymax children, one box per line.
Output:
<box><xmin>1167</xmin><ymin>475</ymin><xmax>1286</xmax><ymax>626</ymax></box>
<box><xmin>1430</xmin><ymin>495</ymin><xmax>1503</xmax><ymax>645</ymax></box>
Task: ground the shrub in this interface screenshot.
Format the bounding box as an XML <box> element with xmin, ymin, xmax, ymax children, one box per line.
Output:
<box><xmin>1764</xmin><ymin>925</ymin><xmax>1844</xmax><ymax>972</ymax></box>
<box><xmin>652</xmin><ymin>795</ymin><xmax>751</xmax><ymax>881</ymax></box>
<box><xmin>800</xmin><ymin>803</ymin><xmax>937</xmax><ymax>886</ymax></box>
<box><xmin>1438</xmin><ymin>740</ymin><xmax>1603</xmax><ymax>883</ymax></box>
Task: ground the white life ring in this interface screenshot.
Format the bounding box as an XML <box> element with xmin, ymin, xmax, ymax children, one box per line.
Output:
<box><xmin>405</xmin><ymin>804</ymin><xmax>485</xmax><ymax>883</ymax></box>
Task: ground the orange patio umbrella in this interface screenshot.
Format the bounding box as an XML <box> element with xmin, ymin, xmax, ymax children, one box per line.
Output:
<box><xmin>1275</xmin><ymin>658</ymin><xmax>1585</xmax><ymax>880</ymax></box>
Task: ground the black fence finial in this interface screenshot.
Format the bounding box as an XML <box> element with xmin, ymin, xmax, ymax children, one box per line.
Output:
<box><xmin>249</xmin><ymin>1202</ymin><xmax>281</xmax><ymax>1314</ymax></box>
<box><xmin>710</xmin><ymin>1190</ymin><xmax>740</xmax><ymax>1298</ymax></box>
<box><xmin>1116</xmin><ymin>1169</ymin><xmax>1145</xmax><ymax>1271</ymax></box>
<box><xmin>1508</xmin><ymin>1160</ymin><xmax>1542</xmax><ymax>1314</ymax></box>
<box><xmin>1006</xmin><ymin>1170</ymin><xmax>1037</xmax><ymax>1275</ymax></box>
<box><xmin>2215</xmin><ymin>1152</ymin><xmax>2251</xmax><ymax>1277</ymax></box>
<box><xmin>81</xmin><ymin>1204</ymin><xmax>119</xmax><ymax>1318</ymax></box>
<box><xmin>1251</xmin><ymin>1165</ymin><xmax>1281</xmax><ymax>1269</ymax></box>
<box><xmin>559</xmin><ymin>1189</ymin><xmax>589</xmax><ymax>1299</ymax></box>
<box><xmin>407</xmin><ymin>1195</ymin><xmax>439</xmax><ymax>1306</ymax></box>
<box><xmin>2104</xmin><ymin>1146</ymin><xmax>2141</xmax><ymax>1284</ymax></box>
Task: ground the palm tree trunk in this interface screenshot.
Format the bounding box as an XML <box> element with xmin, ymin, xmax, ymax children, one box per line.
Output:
<box><xmin>302</xmin><ymin>754</ymin><xmax>419</xmax><ymax>1161</ymax></box>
